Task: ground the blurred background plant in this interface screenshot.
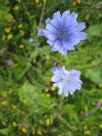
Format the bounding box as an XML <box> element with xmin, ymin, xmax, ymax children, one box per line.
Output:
<box><xmin>0</xmin><ymin>0</ymin><xmax>102</xmax><ymax>136</ymax></box>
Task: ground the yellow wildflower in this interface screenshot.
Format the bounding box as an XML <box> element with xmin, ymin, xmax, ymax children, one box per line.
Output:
<box><xmin>1</xmin><ymin>101</ymin><xmax>8</xmax><ymax>106</ymax></box>
<box><xmin>18</xmin><ymin>24</ymin><xmax>23</xmax><ymax>29</ymax></box>
<box><xmin>84</xmin><ymin>106</ymin><xmax>88</xmax><ymax>112</ymax></box>
<box><xmin>11</xmin><ymin>105</ymin><xmax>17</xmax><ymax>110</ymax></box>
<box><xmin>17</xmin><ymin>0</ymin><xmax>22</xmax><ymax>3</ymax></box>
<box><xmin>22</xmin><ymin>99</ymin><xmax>28</xmax><ymax>105</ymax></box>
<box><xmin>45</xmin><ymin>88</ymin><xmax>48</xmax><ymax>93</ymax></box>
<box><xmin>12</xmin><ymin>121</ymin><xmax>17</xmax><ymax>127</ymax></box>
<box><xmin>84</xmin><ymin>130</ymin><xmax>91</xmax><ymax>135</ymax></box>
<box><xmin>46</xmin><ymin>93</ymin><xmax>51</xmax><ymax>97</ymax></box>
<box><xmin>19</xmin><ymin>44</ymin><xmax>24</xmax><ymax>49</ymax></box>
<box><xmin>20</xmin><ymin>30</ymin><xmax>25</xmax><ymax>36</ymax></box>
<box><xmin>35</xmin><ymin>0</ymin><xmax>40</xmax><ymax>4</ymax></box>
<box><xmin>77</xmin><ymin>0</ymin><xmax>81</xmax><ymax>4</ymax></box>
<box><xmin>7</xmin><ymin>34</ymin><xmax>13</xmax><ymax>40</ymax></box>
<box><xmin>37</xmin><ymin>129</ymin><xmax>42</xmax><ymax>135</ymax></box>
<box><xmin>73</xmin><ymin>2</ymin><xmax>77</xmax><ymax>7</ymax></box>
<box><xmin>4</xmin><ymin>28</ymin><xmax>11</xmax><ymax>33</ymax></box>
<box><xmin>45</xmin><ymin>118</ymin><xmax>51</xmax><ymax>126</ymax></box>
<box><xmin>8</xmin><ymin>16</ymin><xmax>14</xmax><ymax>23</ymax></box>
<box><xmin>14</xmin><ymin>5</ymin><xmax>20</xmax><ymax>11</ymax></box>
<box><xmin>99</xmin><ymin>123</ymin><xmax>102</xmax><ymax>129</ymax></box>
<box><xmin>32</xmin><ymin>129</ymin><xmax>35</xmax><ymax>134</ymax></box>
<box><xmin>51</xmin><ymin>86</ymin><xmax>56</xmax><ymax>91</ymax></box>
<box><xmin>21</xmin><ymin>127</ymin><xmax>27</xmax><ymax>133</ymax></box>
<box><xmin>99</xmin><ymin>84</ymin><xmax>102</xmax><ymax>88</ymax></box>
<box><xmin>100</xmin><ymin>106</ymin><xmax>102</xmax><ymax>111</ymax></box>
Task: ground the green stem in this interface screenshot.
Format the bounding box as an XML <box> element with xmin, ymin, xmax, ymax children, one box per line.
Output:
<box><xmin>58</xmin><ymin>94</ymin><xmax>63</xmax><ymax>115</ymax></box>
<box><xmin>38</xmin><ymin>0</ymin><xmax>46</xmax><ymax>28</ymax></box>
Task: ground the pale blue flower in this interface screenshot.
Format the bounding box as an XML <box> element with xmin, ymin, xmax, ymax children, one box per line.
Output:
<box><xmin>29</xmin><ymin>37</ymin><xmax>33</xmax><ymax>43</ymax></box>
<box><xmin>38</xmin><ymin>10</ymin><xmax>87</xmax><ymax>55</ymax></box>
<box><xmin>51</xmin><ymin>67</ymin><xmax>82</xmax><ymax>97</ymax></box>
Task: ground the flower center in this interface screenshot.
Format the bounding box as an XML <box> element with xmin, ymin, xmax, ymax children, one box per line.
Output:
<box><xmin>58</xmin><ymin>29</ymin><xmax>66</xmax><ymax>39</ymax></box>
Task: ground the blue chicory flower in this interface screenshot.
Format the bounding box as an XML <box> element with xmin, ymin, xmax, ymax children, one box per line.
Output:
<box><xmin>29</xmin><ymin>37</ymin><xmax>33</xmax><ymax>43</ymax></box>
<box><xmin>51</xmin><ymin>66</ymin><xmax>82</xmax><ymax>97</ymax></box>
<box><xmin>38</xmin><ymin>10</ymin><xmax>87</xmax><ymax>55</ymax></box>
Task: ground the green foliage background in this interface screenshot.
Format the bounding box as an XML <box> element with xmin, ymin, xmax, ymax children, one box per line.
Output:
<box><xmin>0</xmin><ymin>0</ymin><xmax>102</xmax><ymax>136</ymax></box>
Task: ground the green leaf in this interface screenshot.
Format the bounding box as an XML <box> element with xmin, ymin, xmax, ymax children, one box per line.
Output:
<box><xmin>84</xmin><ymin>69</ymin><xmax>102</xmax><ymax>84</ymax></box>
<box><xmin>87</xmin><ymin>24</ymin><xmax>102</xmax><ymax>37</ymax></box>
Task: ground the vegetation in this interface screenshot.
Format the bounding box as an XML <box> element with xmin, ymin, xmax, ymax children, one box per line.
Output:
<box><xmin>0</xmin><ymin>0</ymin><xmax>102</xmax><ymax>136</ymax></box>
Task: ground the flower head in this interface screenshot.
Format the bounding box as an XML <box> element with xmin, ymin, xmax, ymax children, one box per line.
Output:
<box><xmin>51</xmin><ymin>66</ymin><xmax>82</xmax><ymax>97</ymax></box>
<box><xmin>38</xmin><ymin>10</ymin><xmax>87</xmax><ymax>55</ymax></box>
<box><xmin>29</xmin><ymin>37</ymin><xmax>33</xmax><ymax>43</ymax></box>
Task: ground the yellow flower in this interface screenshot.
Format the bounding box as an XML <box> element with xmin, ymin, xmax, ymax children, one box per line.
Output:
<box><xmin>45</xmin><ymin>118</ymin><xmax>51</xmax><ymax>126</ymax></box>
<box><xmin>1</xmin><ymin>101</ymin><xmax>8</xmax><ymax>106</ymax></box>
<box><xmin>17</xmin><ymin>0</ymin><xmax>22</xmax><ymax>3</ymax></box>
<box><xmin>11</xmin><ymin>105</ymin><xmax>17</xmax><ymax>110</ymax></box>
<box><xmin>18</xmin><ymin>24</ymin><xmax>23</xmax><ymax>29</ymax></box>
<box><xmin>20</xmin><ymin>30</ymin><xmax>25</xmax><ymax>36</ymax></box>
<box><xmin>99</xmin><ymin>84</ymin><xmax>102</xmax><ymax>88</ymax></box>
<box><xmin>35</xmin><ymin>0</ymin><xmax>40</xmax><ymax>4</ymax></box>
<box><xmin>21</xmin><ymin>127</ymin><xmax>27</xmax><ymax>133</ymax></box>
<box><xmin>84</xmin><ymin>106</ymin><xmax>88</xmax><ymax>112</ymax></box>
<box><xmin>85</xmin><ymin>14</ymin><xmax>90</xmax><ymax>21</ymax></box>
<box><xmin>99</xmin><ymin>124</ymin><xmax>102</xmax><ymax>129</ymax></box>
<box><xmin>51</xmin><ymin>86</ymin><xmax>56</xmax><ymax>91</ymax></box>
<box><xmin>19</xmin><ymin>44</ymin><xmax>24</xmax><ymax>49</ymax></box>
<box><xmin>37</xmin><ymin>129</ymin><xmax>42</xmax><ymax>135</ymax></box>
<box><xmin>84</xmin><ymin>130</ymin><xmax>91</xmax><ymax>135</ymax></box>
<box><xmin>77</xmin><ymin>0</ymin><xmax>81</xmax><ymax>4</ymax></box>
<box><xmin>4</xmin><ymin>28</ymin><xmax>11</xmax><ymax>33</ymax></box>
<box><xmin>14</xmin><ymin>5</ymin><xmax>20</xmax><ymax>11</ymax></box>
<box><xmin>73</xmin><ymin>2</ymin><xmax>77</xmax><ymax>7</ymax></box>
<box><xmin>100</xmin><ymin>106</ymin><xmax>102</xmax><ymax>111</ymax></box>
<box><xmin>22</xmin><ymin>99</ymin><xmax>28</xmax><ymax>105</ymax></box>
<box><xmin>46</xmin><ymin>93</ymin><xmax>51</xmax><ymax>97</ymax></box>
<box><xmin>12</xmin><ymin>121</ymin><xmax>17</xmax><ymax>127</ymax></box>
<box><xmin>7</xmin><ymin>34</ymin><xmax>13</xmax><ymax>40</ymax></box>
<box><xmin>84</xmin><ymin>125</ymin><xmax>88</xmax><ymax>130</ymax></box>
<box><xmin>32</xmin><ymin>129</ymin><xmax>35</xmax><ymax>134</ymax></box>
<box><xmin>8</xmin><ymin>16</ymin><xmax>14</xmax><ymax>23</ymax></box>
<box><xmin>45</xmin><ymin>88</ymin><xmax>48</xmax><ymax>93</ymax></box>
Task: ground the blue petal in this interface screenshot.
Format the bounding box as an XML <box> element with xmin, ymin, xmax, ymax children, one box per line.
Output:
<box><xmin>51</xmin><ymin>47</ymin><xmax>58</xmax><ymax>52</ymax></box>
<box><xmin>46</xmin><ymin>24</ymin><xmax>57</xmax><ymax>33</ymax></box>
<box><xmin>62</xmin><ymin>10</ymin><xmax>70</xmax><ymax>24</ymax></box>
<box><xmin>64</xmin><ymin>15</ymin><xmax>72</xmax><ymax>28</ymax></box>
<box><xmin>53</xmin><ymin>11</ymin><xmax>62</xmax><ymax>26</ymax></box>
<box><xmin>45</xmin><ymin>18</ymin><xmax>51</xmax><ymax>25</ymax></box>
<box><xmin>60</xmin><ymin>48</ymin><xmax>67</xmax><ymax>55</ymax></box>
<box><xmin>51</xmin><ymin>75</ymin><xmax>62</xmax><ymax>82</ymax></box>
<box><xmin>71</xmin><ymin>12</ymin><xmax>78</xmax><ymax>20</ymax></box>
<box><xmin>77</xmin><ymin>22</ymin><xmax>86</xmax><ymax>31</ymax></box>
<box><xmin>38</xmin><ymin>28</ymin><xmax>49</xmax><ymax>36</ymax></box>
<box><xmin>58</xmin><ymin>88</ymin><xmax>63</xmax><ymax>95</ymax></box>
<box><xmin>47</xmin><ymin>40</ymin><xmax>55</xmax><ymax>46</ymax></box>
<box><xmin>63</xmin><ymin>41</ymin><xmax>75</xmax><ymax>50</ymax></box>
<box><xmin>54</xmin><ymin>40</ymin><xmax>62</xmax><ymax>50</ymax></box>
<box><xmin>79</xmin><ymin>32</ymin><xmax>87</xmax><ymax>40</ymax></box>
<box><xmin>48</xmin><ymin>35</ymin><xmax>57</xmax><ymax>40</ymax></box>
<box><xmin>51</xmin><ymin>18</ymin><xmax>59</xmax><ymax>29</ymax></box>
<box><xmin>38</xmin><ymin>28</ymin><xmax>45</xmax><ymax>36</ymax></box>
<box><xmin>53</xmin><ymin>11</ymin><xmax>61</xmax><ymax>18</ymax></box>
<box><xmin>63</xmin><ymin>85</ymin><xmax>69</xmax><ymax>97</ymax></box>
